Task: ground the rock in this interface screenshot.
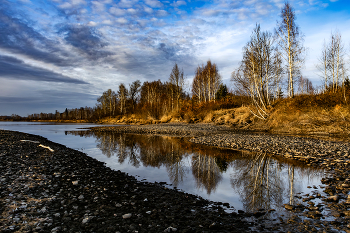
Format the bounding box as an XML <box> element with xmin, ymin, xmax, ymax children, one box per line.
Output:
<box><xmin>326</xmin><ymin>195</ymin><xmax>339</xmax><ymax>202</ymax></box>
<box><xmin>284</xmin><ymin>204</ymin><xmax>294</xmax><ymax>210</ymax></box>
<box><xmin>122</xmin><ymin>213</ymin><xmax>132</xmax><ymax>219</ymax></box>
<box><xmin>72</xmin><ymin>180</ymin><xmax>79</xmax><ymax>185</ymax></box>
<box><xmin>164</xmin><ymin>226</ymin><xmax>177</xmax><ymax>232</ymax></box>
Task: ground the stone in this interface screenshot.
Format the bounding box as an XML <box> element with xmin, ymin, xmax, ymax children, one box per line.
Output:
<box><xmin>284</xmin><ymin>204</ymin><xmax>294</xmax><ymax>210</ymax></box>
<box><xmin>122</xmin><ymin>213</ymin><xmax>132</xmax><ymax>219</ymax></box>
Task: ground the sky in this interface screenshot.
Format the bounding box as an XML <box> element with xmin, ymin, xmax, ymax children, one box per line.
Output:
<box><xmin>0</xmin><ymin>0</ymin><xmax>350</xmax><ymax>116</ymax></box>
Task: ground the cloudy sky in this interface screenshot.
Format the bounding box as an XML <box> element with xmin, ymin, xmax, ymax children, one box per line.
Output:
<box><xmin>0</xmin><ymin>0</ymin><xmax>349</xmax><ymax>116</ymax></box>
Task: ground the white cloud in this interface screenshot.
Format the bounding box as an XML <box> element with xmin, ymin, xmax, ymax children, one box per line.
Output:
<box><xmin>144</xmin><ymin>6</ymin><xmax>153</xmax><ymax>14</ymax></box>
<box><xmin>145</xmin><ymin>0</ymin><xmax>163</xmax><ymax>8</ymax></box>
<box><xmin>118</xmin><ymin>0</ymin><xmax>138</xmax><ymax>8</ymax></box>
<box><xmin>87</xmin><ymin>21</ymin><xmax>98</xmax><ymax>26</ymax></box>
<box><xmin>102</xmin><ymin>19</ymin><xmax>113</xmax><ymax>25</ymax></box>
<box><xmin>92</xmin><ymin>1</ymin><xmax>105</xmax><ymax>12</ymax></box>
<box><xmin>59</xmin><ymin>0</ymin><xmax>86</xmax><ymax>9</ymax></box>
<box><xmin>116</xmin><ymin>17</ymin><xmax>128</xmax><ymax>24</ymax></box>
<box><xmin>173</xmin><ymin>1</ymin><xmax>186</xmax><ymax>7</ymax></box>
<box><xmin>157</xmin><ymin>9</ymin><xmax>168</xmax><ymax>17</ymax></box>
<box><xmin>109</xmin><ymin>7</ymin><xmax>125</xmax><ymax>16</ymax></box>
<box><xmin>127</xmin><ymin>8</ymin><xmax>138</xmax><ymax>14</ymax></box>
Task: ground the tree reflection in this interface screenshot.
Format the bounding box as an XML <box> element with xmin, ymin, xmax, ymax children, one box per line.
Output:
<box><xmin>230</xmin><ymin>151</ymin><xmax>321</xmax><ymax>212</ymax></box>
<box><xmin>67</xmin><ymin>130</ymin><xmax>323</xmax><ymax>209</ymax></box>
<box><xmin>192</xmin><ymin>153</ymin><xmax>222</xmax><ymax>195</ymax></box>
<box><xmin>231</xmin><ymin>152</ymin><xmax>284</xmax><ymax>211</ymax></box>
<box><xmin>66</xmin><ymin>131</ymin><xmax>227</xmax><ymax>194</ymax></box>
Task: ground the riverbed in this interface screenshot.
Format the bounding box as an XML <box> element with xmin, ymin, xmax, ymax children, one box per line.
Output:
<box><xmin>0</xmin><ymin>122</ymin><xmax>326</xmax><ymax>214</ymax></box>
<box><xmin>2</xmin><ymin>122</ymin><xmax>350</xmax><ymax>232</ymax></box>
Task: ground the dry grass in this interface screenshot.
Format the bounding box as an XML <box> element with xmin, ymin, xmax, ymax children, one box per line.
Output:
<box><xmin>96</xmin><ymin>90</ymin><xmax>350</xmax><ymax>136</ymax></box>
<box><xmin>265</xmin><ymin>97</ymin><xmax>350</xmax><ymax>134</ymax></box>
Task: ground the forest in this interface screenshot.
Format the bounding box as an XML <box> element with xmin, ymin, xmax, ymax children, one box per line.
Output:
<box><xmin>3</xmin><ymin>3</ymin><xmax>350</xmax><ymax>133</ymax></box>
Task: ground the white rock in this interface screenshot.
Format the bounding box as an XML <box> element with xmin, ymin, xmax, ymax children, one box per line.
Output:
<box><xmin>82</xmin><ymin>217</ymin><xmax>90</xmax><ymax>224</ymax></box>
<box><xmin>164</xmin><ymin>227</ymin><xmax>177</xmax><ymax>232</ymax></box>
<box><xmin>146</xmin><ymin>211</ymin><xmax>152</xmax><ymax>214</ymax></box>
<box><xmin>122</xmin><ymin>213</ymin><xmax>132</xmax><ymax>219</ymax></box>
<box><xmin>72</xmin><ymin>181</ymin><xmax>79</xmax><ymax>185</ymax></box>
<box><xmin>51</xmin><ymin>227</ymin><xmax>60</xmax><ymax>232</ymax></box>
<box><xmin>78</xmin><ymin>195</ymin><xmax>84</xmax><ymax>200</ymax></box>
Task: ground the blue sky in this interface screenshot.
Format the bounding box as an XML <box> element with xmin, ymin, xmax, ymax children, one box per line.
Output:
<box><xmin>0</xmin><ymin>0</ymin><xmax>349</xmax><ymax>116</ymax></box>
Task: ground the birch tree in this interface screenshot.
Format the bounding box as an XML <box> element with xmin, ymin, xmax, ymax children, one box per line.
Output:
<box><xmin>129</xmin><ymin>80</ymin><xmax>141</xmax><ymax>113</ymax></box>
<box><xmin>275</xmin><ymin>2</ymin><xmax>305</xmax><ymax>98</ymax></box>
<box><xmin>118</xmin><ymin>83</ymin><xmax>128</xmax><ymax>115</ymax></box>
<box><xmin>192</xmin><ymin>60</ymin><xmax>222</xmax><ymax>103</ymax></box>
<box><xmin>97</xmin><ymin>89</ymin><xmax>117</xmax><ymax>117</ymax></box>
<box><xmin>317</xmin><ymin>31</ymin><xmax>347</xmax><ymax>92</ymax></box>
<box><xmin>169</xmin><ymin>63</ymin><xmax>184</xmax><ymax>111</ymax></box>
<box><xmin>231</xmin><ymin>24</ymin><xmax>275</xmax><ymax>119</ymax></box>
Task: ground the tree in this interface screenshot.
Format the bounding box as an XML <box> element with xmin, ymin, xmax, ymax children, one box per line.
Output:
<box><xmin>215</xmin><ymin>84</ymin><xmax>228</xmax><ymax>100</ymax></box>
<box><xmin>297</xmin><ymin>76</ymin><xmax>314</xmax><ymax>94</ymax></box>
<box><xmin>275</xmin><ymin>2</ymin><xmax>305</xmax><ymax>98</ymax></box>
<box><xmin>129</xmin><ymin>80</ymin><xmax>141</xmax><ymax>113</ymax></box>
<box><xmin>97</xmin><ymin>89</ymin><xmax>117</xmax><ymax>117</ymax></box>
<box><xmin>317</xmin><ymin>31</ymin><xmax>347</xmax><ymax>93</ymax></box>
<box><xmin>232</xmin><ymin>24</ymin><xmax>275</xmax><ymax>119</ymax></box>
<box><xmin>169</xmin><ymin>63</ymin><xmax>184</xmax><ymax>111</ymax></box>
<box><xmin>192</xmin><ymin>60</ymin><xmax>222</xmax><ymax>103</ymax></box>
<box><xmin>140</xmin><ymin>80</ymin><xmax>168</xmax><ymax>119</ymax></box>
<box><xmin>118</xmin><ymin>84</ymin><xmax>128</xmax><ymax>115</ymax></box>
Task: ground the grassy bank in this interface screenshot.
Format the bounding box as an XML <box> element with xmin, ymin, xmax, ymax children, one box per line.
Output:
<box><xmin>97</xmin><ymin>91</ymin><xmax>350</xmax><ymax>136</ymax></box>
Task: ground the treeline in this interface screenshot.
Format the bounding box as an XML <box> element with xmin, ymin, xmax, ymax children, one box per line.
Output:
<box><xmin>92</xmin><ymin>61</ymin><xmax>232</xmax><ymax>121</ymax></box>
<box><xmin>5</xmin><ymin>2</ymin><xmax>350</xmax><ymax>123</ymax></box>
<box><xmin>7</xmin><ymin>62</ymin><xmax>233</xmax><ymax>122</ymax></box>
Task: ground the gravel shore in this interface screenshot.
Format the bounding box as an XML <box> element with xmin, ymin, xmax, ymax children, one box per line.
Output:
<box><xmin>0</xmin><ymin>129</ymin><xmax>268</xmax><ymax>233</ymax></box>
<box><xmin>91</xmin><ymin>123</ymin><xmax>350</xmax><ymax>232</ymax></box>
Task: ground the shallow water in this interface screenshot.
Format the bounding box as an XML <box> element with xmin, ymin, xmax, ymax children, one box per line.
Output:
<box><xmin>0</xmin><ymin>122</ymin><xmax>327</xmax><ymax>214</ymax></box>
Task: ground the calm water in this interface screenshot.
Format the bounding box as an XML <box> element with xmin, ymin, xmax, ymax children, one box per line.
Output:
<box><xmin>0</xmin><ymin>122</ymin><xmax>327</xmax><ymax>214</ymax></box>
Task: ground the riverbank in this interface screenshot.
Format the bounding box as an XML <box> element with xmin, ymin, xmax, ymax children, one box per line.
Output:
<box><xmin>90</xmin><ymin>123</ymin><xmax>350</xmax><ymax>232</ymax></box>
<box><xmin>0</xmin><ymin>129</ymin><xmax>271</xmax><ymax>233</ymax></box>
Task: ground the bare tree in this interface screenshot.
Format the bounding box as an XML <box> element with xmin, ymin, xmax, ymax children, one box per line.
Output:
<box><xmin>129</xmin><ymin>80</ymin><xmax>141</xmax><ymax>112</ymax></box>
<box><xmin>297</xmin><ymin>76</ymin><xmax>314</xmax><ymax>94</ymax></box>
<box><xmin>118</xmin><ymin>83</ymin><xmax>128</xmax><ymax>115</ymax></box>
<box><xmin>192</xmin><ymin>60</ymin><xmax>222</xmax><ymax>103</ymax></box>
<box><xmin>275</xmin><ymin>2</ymin><xmax>305</xmax><ymax>98</ymax></box>
<box><xmin>272</xmin><ymin>49</ymin><xmax>284</xmax><ymax>100</ymax></box>
<box><xmin>317</xmin><ymin>31</ymin><xmax>347</xmax><ymax>93</ymax></box>
<box><xmin>231</xmin><ymin>24</ymin><xmax>275</xmax><ymax>119</ymax></box>
<box><xmin>169</xmin><ymin>63</ymin><xmax>184</xmax><ymax>111</ymax></box>
<box><xmin>97</xmin><ymin>89</ymin><xmax>117</xmax><ymax>117</ymax></box>
<box><xmin>328</xmin><ymin>31</ymin><xmax>346</xmax><ymax>92</ymax></box>
<box><xmin>317</xmin><ymin>40</ymin><xmax>329</xmax><ymax>90</ymax></box>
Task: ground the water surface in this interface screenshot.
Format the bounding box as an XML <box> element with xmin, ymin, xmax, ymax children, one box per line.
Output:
<box><xmin>0</xmin><ymin>122</ymin><xmax>326</xmax><ymax>214</ymax></box>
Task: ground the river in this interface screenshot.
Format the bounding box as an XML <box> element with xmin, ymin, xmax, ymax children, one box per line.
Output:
<box><xmin>0</xmin><ymin>121</ymin><xmax>326</xmax><ymax>214</ymax></box>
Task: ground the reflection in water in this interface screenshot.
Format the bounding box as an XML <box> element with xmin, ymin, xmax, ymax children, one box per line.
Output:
<box><xmin>68</xmin><ymin>130</ymin><xmax>324</xmax><ymax>212</ymax></box>
<box><xmin>231</xmin><ymin>152</ymin><xmax>284</xmax><ymax>212</ymax></box>
<box><xmin>192</xmin><ymin>154</ymin><xmax>222</xmax><ymax>195</ymax></box>
<box><xmin>230</xmin><ymin>152</ymin><xmax>319</xmax><ymax>212</ymax></box>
